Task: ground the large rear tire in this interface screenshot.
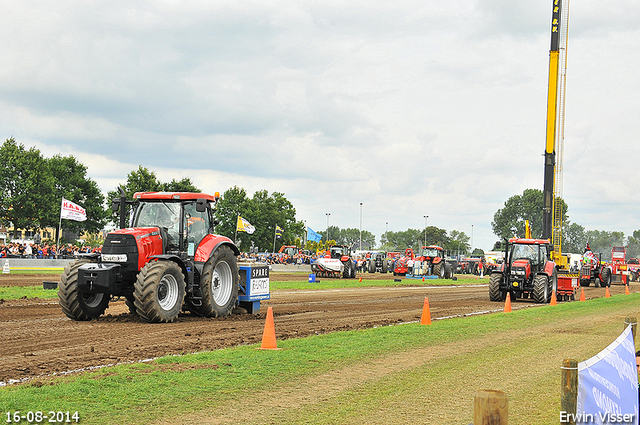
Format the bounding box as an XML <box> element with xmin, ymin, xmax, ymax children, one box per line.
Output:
<box><xmin>192</xmin><ymin>246</ymin><xmax>239</xmax><ymax>317</ymax></box>
<box><xmin>368</xmin><ymin>259</ymin><xmax>375</xmax><ymax>273</ymax></box>
<box><xmin>532</xmin><ymin>274</ymin><xmax>549</xmax><ymax>303</ymax></box>
<box><xmin>600</xmin><ymin>268</ymin><xmax>611</xmax><ymax>287</ymax></box>
<box><xmin>444</xmin><ymin>263</ymin><xmax>452</xmax><ymax>279</ymax></box>
<box><xmin>489</xmin><ymin>273</ymin><xmax>503</xmax><ymax>301</ymax></box>
<box><xmin>134</xmin><ymin>261</ymin><xmax>185</xmax><ymax>323</ymax></box>
<box><xmin>433</xmin><ymin>262</ymin><xmax>445</xmax><ymax>279</ymax></box>
<box><xmin>58</xmin><ymin>259</ymin><xmax>110</xmax><ymax>321</ymax></box>
<box><xmin>343</xmin><ymin>259</ymin><xmax>354</xmax><ymax>278</ymax></box>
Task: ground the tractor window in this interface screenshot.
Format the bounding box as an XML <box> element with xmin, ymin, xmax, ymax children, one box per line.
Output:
<box><xmin>134</xmin><ymin>202</ymin><xmax>181</xmax><ymax>250</ymax></box>
<box><xmin>184</xmin><ymin>201</ymin><xmax>210</xmax><ymax>248</ymax></box>
<box><xmin>421</xmin><ymin>248</ymin><xmax>440</xmax><ymax>257</ymax></box>
<box><xmin>511</xmin><ymin>244</ymin><xmax>538</xmax><ymax>263</ymax></box>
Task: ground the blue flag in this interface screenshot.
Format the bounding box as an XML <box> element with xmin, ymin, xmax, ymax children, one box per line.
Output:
<box><xmin>307</xmin><ymin>227</ymin><xmax>322</xmax><ymax>242</ymax></box>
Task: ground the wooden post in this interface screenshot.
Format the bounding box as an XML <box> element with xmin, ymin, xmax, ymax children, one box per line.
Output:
<box><xmin>560</xmin><ymin>359</ymin><xmax>578</xmax><ymax>425</ymax></box>
<box><xmin>474</xmin><ymin>389</ymin><xmax>507</xmax><ymax>425</ymax></box>
<box><xmin>624</xmin><ymin>316</ymin><xmax>637</xmax><ymax>343</ymax></box>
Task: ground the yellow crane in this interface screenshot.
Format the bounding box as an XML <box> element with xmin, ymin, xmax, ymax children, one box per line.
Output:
<box><xmin>542</xmin><ymin>0</ymin><xmax>570</xmax><ymax>269</ymax></box>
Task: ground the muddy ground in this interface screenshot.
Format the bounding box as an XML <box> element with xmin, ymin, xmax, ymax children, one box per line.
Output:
<box><xmin>0</xmin><ymin>272</ymin><xmax>631</xmax><ymax>384</ymax></box>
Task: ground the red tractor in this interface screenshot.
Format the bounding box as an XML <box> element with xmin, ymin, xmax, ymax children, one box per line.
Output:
<box><xmin>579</xmin><ymin>245</ymin><xmax>605</xmax><ymax>287</ymax></box>
<box><xmin>414</xmin><ymin>245</ymin><xmax>453</xmax><ymax>279</ymax></box>
<box><xmin>311</xmin><ymin>245</ymin><xmax>356</xmax><ymax>278</ymax></box>
<box><xmin>601</xmin><ymin>246</ymin><xmax>628</xmax><ymax>285</ymax></box>
<box><xmin>58</xmin><ymin>190</ymin><xmax>251</xmax><ymax>323</ymax></box>
<box><xmin>393</xmin><ymin>248</ymin><xmax>415</xmax><ymax>276</ymax></box>
<box><xmin>489</xmin><ymin>238</ymin><xmax>563</xmax><ymax>303</ymax></box>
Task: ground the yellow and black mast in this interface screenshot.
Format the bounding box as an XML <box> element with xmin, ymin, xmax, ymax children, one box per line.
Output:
<box><xmin>542</xmin><ymin>0</ymin><xmax>569</xmax><ymax>268</ymax></box>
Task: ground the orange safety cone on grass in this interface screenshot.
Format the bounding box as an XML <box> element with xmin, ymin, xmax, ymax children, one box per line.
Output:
<box><xmin>258</xmin><ymin>307</ymin><xmax>281</xmax><ymax>350</ymax></box>
<box><xmin>625</xmin><ymin>284</ymin><xmax>631</xmax><ymax>295</ymax></box>
<box><xmin>503</xmin><ymin>292</ymin><xmax>512</xmax><ymax>313</ymax></box>
<box><xmin>359</xmin><ymin>277</ymin><xmax>362</xmax><ymax>282</ymax></box>
<box><xmin>579</xmin><ymin>287</ymin><xmax>586</xmax><ymax>302</ymax></box>
<box><xmin>550</xmin><ymin>291</ymin><xmax>557</xmax><ymax>306</ymax></box>
<box><xmin>420</xmin><ymin>297</ymin><xmax>431</xmax><ymax>325</ymax></box>
<box><xmin>605</xmin><ymin>287</ymin><xmax>611</xmax><ymax>298</ymax></box>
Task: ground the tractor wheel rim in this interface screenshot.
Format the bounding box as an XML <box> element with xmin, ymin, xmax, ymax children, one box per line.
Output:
<box><xmin>212</xmin><ymin>261</ymin><xmax>233</xmax><ymax>306</ymax></box>
<box><xmin>83</xmin><ymin>293</ymin><xmax>104</xmax><ymax>308</ymax></box>
<box><xmin>158</xmin><ymin>274</ymin><xmax>179</xmax><ymax>311</ymax></box>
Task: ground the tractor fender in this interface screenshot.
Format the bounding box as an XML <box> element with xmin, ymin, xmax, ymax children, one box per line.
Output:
<box><xmin>194</xmin><ymin>234</ymin><xmax>240</xmax><ymax>263</ymax></box>
<box><xmin>542</xmin><ymin>261</ymin><xmax>556</xmax><ymax>277</ymax></box>
<box><xmin>432</xmin><ymin>257</ymin><xmax>443</xmax><ymax>265</ymax></box>
<box><xmin>148</xmin><ymin>254</ymin><xmax>189</xmax><ymax>277</ymax></box>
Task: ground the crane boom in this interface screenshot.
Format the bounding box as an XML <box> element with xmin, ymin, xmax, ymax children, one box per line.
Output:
<box><xmin>542</xmin><ymin>0</ymin><xmax>570</xmax><ymax>268</ymax></box>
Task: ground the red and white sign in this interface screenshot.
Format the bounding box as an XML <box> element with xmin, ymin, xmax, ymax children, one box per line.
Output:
<box><xmin>60</xmin><ymin>198</ymin><xmax>87</xmax><ymax>222</ymax></box>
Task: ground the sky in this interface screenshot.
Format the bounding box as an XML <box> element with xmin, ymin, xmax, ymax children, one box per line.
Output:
<box><xmin>1</xmin><ymin>0</ymin><xmax>639</xmax><ymax>251</ymax></box>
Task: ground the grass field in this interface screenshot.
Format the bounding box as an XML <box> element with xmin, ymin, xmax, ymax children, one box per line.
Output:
<box><xmin>1</xmin><ymin>288</ymin><xmax>638</xmax><ymax>424</ymax></box>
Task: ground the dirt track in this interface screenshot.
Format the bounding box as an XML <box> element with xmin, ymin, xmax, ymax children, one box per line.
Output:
<box><xmin>0</xmin><ymin>273</ymin><xmax>632</xmax><ymax>385</ymax></box>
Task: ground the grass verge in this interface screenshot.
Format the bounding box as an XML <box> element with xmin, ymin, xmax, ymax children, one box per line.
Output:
<box><xmin>1</xmin><ymin>293</ymin><xmax>638</xmax><ymax>424</ymax></box>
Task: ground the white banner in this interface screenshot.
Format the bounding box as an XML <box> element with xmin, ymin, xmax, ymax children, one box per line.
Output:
<box><xmin>60</xmin><ymin>198</ymin><xmax>87</xmax><ymax>222</ymax></box>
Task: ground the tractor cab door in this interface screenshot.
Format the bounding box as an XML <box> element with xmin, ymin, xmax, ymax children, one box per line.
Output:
<box><xmin>184</xmin><ymin>201</ymin><xmax>211</xmax><ymax>256</ymax></box>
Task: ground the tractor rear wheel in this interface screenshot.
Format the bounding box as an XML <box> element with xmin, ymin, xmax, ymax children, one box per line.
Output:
<box><xmin>600</xmin><ymin>268</ymin><xmax>611</xmax><ymax>287</ymax></box>
<box><xmin>433</xmin><ymin>263</ymin><xmax>445</xmax><ymax>279</ymax></box>
<box><xmin>382</xmin><ymin>260</ymin><xmax>388</xmax><ymax>273</ymax></box>
<box><xmin>343</xmin><ymin>259</ymin><xmax>353</xmax><ymax>278</ymax></box>
<box><xmin>489</xmin><ymin>273</ymin><xmax>504</xmax><ymax>301</ymax></box>
<box><xmin>194</xmin><ymin>246</ymin><xmax>239</xmax><ymax>317</ymax></box>
<box><xmin>444</xmin><ymin>263</ymin><xmax>452</xmax><ymax>279</ymax></box>
<box><xmin>59</xmin><ymin>259</ymin><xmax>110</xmax><ymax>320</ymax></box>
<box><xmin>532</xmin><ymin>274</ymin><xmax>549</xmax><ymax>303</ymax></box>
<box><xmin>368</xmin><ymin>259</ymin><xmax>375</xmax><ymax>273</ymax></box>
<box><xmin>134</xmin><ymin>261</ymin><xmax>185</xmax><ymax>323</ymax></box>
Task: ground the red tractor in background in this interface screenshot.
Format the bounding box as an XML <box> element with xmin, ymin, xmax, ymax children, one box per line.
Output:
<box><xmin>413</xmin><ymin>245</ymin><xmax>452</xmax><ymax>279</ymax></box>
<box><xmin>601</xmin><ymin>245</ymin><xmax>629</xmax><ymax>285</ymax></box>
<box><xmin>311</xmin><ymin>245</ymin><xmax>356</xmax><ymax>278</ymax></box>
<box><xmin>579</xmin><ymin>245</ymin><xmax>605</xmax><ymax>287</ymax></box>
<box><xmin>489</xmin><ymin>238</ymin><xmax>573</xmax><ymax>303</ymax></box>
<box><xmin>58</xmin><ymin>190</ymin><xmax>262</xmax><ymax>323</ymax></box>
<box><xmin>393</xmin><ymin>248</ymin><xmax>415</xmax><ymax>276</ymax></box>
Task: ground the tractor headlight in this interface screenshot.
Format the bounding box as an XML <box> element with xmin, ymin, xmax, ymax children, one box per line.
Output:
<box><xmin>101</xmin><ymin>254</ymin><xmax>127</xmax><ymax>263</ymax></box>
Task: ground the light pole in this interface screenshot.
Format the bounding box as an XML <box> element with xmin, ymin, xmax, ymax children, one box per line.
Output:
<box><xmin>359</xmin><ymin>202</ymin><xmax>363</xmax><ymax>251</ymax></box>
<box><xmin>423</xmin><ymin>215</ymin><xmax>428</xmax><ymax>247</ymax></box>
<box><xmin>385</xmin><ymin>221</ymin><xmax>388</xmax><ymax>247</ymax></box>
<box><xmin>471</xmin><ymin>224</ymin><xmax>474</xmax><ymax>254</ymax></box>
<box><xmin>326</xmin><ymin>213</ymin><xmax>330</xmax><ymax>243</ymax></box>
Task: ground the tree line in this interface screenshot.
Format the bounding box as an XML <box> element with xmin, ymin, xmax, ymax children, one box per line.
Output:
<box><xmin>492</xmin><ymin>188</ymin><xmax>640</xmax><ymax>260</ymax></box>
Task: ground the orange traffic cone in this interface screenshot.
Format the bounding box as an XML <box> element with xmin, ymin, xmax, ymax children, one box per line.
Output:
<box><xmin>420</xmin><ymin>297</ymin><xmax>431</xmax><ymax>325</ymax></box>
<box><xmin>605</xmin><ymin>287</ymin><xmax>611</xmax><ymax>298</ymax></box>
<box><xmin>625</xmin><ymin>285</ymin><xmax>631</xmax><ymax>295</ymax></box>
<box><xmin>503</xmin><ymin>292</ymin><xmax>512</xmax><ymax>313</ymax></box>
<box><xmin>550</xmin><ymin>291</ymin><xmax>557</xmax><ymax>306</ymax></box>
<box><xmin>359</xmin><ymin>277</ymin><xmax>362</xmax><ymax>282</ymax></box>
<box><xmin>258</xmin><ymin>307</ymin><xmax>280</xmax><ymax>350</ymax></box>
<box><xmin>579</xmin><ymin>287</ymin><xmax>586</xmax><ymax>302</ymax></box>
<box><xmin>422</xmin><ymin>276</ymin><xmax>425</xmax><ymax>282</ymax></box>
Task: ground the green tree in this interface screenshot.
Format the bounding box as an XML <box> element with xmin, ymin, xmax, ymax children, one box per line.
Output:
<box><xmin>162</xmin><ymin>178</ymin><xmax>199</xmax><ymax>192</ymax></box>
<box><xmin>0</xmin><ymin>137</ymin><xmax>55</xmax><ymax>237</ymax></box>
<box><xmin>626</xmin><ymin>230</ymin><xmax>640</xmax><ymax>259</ymax></box>
<box><xmin>585</xmin><ymin>230</ymin><xmax>625</xmax><ymax>261</ymax></box>
<box><xmin>47</xmin><ymin>154</ymin><xmax>108</xmax><ymax>234</ymax></box>
<box><xmin>213</xmin><ymin>186</ymin><xmax>250</xmax><ymax>242</ymax></box>
<box><xmin>492</xmin><ymin>189</ymin><xmax>568</xmax><ymax>240</ymax></box>
<box><xmin>447</xmin><ymin>230</ymin><xmax>470</xmax><ymax>256</ymax></box>
<box><xmin>107</xmin><ymin>166</ymin><xmax>201</xmax><ymax>226</ymax></box>
<box><xmin>562</xmin><ymin>222</ymin><xmax>586</xmax><ymax>254</ymax></box>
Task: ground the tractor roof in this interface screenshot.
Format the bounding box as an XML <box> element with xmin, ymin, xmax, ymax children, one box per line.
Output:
<box><xmin>133</xmin><ymin>192</ymin><xmax>220</xmax><ymax>201</ymax></box>
<box><xmin>508</xmin><ymin>238</ymin><xmax>551</xmax><ymax>245</ymax></box>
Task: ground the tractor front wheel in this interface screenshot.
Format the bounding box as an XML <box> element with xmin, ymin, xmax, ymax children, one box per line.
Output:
<box><xmin>433</xmin><ymin>262</ymin><xmax>445</xmax><ymax>279</ymax></box>
<box><xmin>532</xmin><ymin>274</ymin><xmax>549</xmax><ymax>303</ymax></box>
<box><xmin>193</xmin><ymin>246</ymin><xmax>239</xmax><ymax>317</ymax></box>
<box><xmin>489</xmin><ymin>273</ymin><xmax>504</xmax><ymax>301</ymax></box>
<box><xmin>134</xmin><ymin>261</ymin><xmax>185</xmax><ymax>323</ymax></box>
<box><xmin>58</xmin><ymin>259</ymin><xmax>110</xmax><ymax>321</ymax></box>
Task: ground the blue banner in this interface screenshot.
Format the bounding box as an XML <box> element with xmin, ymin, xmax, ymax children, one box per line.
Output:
<box><xmin>307</xmin><ymin>227</ymin><xmax>322</xmax><ymax>242</ymax></box>
<box><xmin>573</xmin><ymin>324</ymin><xmax>638</xmax><ymax>424</ymax></box>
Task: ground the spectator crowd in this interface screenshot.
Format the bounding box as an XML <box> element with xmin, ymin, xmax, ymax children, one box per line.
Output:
<box><xmin>0</xmin><ymin>242</ymin><xmax>101</xmax><ymax>259</ymax></box>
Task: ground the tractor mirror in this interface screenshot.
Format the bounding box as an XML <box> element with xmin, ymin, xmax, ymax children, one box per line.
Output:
<box><xmin>112</xmin><ymin>199</ymin><xmax>120</xmax><ymax>212</ymax></box>
<box><xmin>196</xmin><ymin>198</ymin><xmax>207</xmax><ymax>212</ymax></box>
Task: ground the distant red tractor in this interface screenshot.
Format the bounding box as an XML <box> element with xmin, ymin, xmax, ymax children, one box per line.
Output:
<box><xmin>413</xmin><ymin>245</ymin><xmax>452</xmax><ymax>279</ymax></box>
<box><xmin>601</xmin><ymin>246</ymin><xmax>629</xmax><ymax>285</ymax></box>
<box><xmin>58</xmin><ymin>190</ymin><xmax>268</xmax><ymax>323</ymax></box>
<box><xmin>489</xmin><ymin>238</ymin><xmax>573</xmax><ymax>303</ymax></box>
